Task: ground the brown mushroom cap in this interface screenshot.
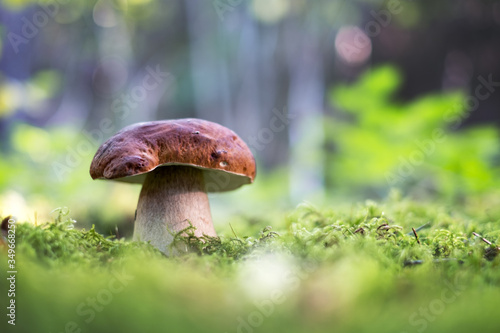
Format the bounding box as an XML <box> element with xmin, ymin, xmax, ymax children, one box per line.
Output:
<box><xmin>90</xmin><ymin>119</ymin><xmax>256</xmax><ymax>192</ymax></box>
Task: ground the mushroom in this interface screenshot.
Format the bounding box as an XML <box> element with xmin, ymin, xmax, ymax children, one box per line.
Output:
<box><xmin>90</xmin><ymin>119</ymin><xmax>256</xmax><ymax>255</ymax></box>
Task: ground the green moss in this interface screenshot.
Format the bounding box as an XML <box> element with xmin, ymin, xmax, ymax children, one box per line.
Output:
<box><xmin>2</xmin><ymin>197</ymin><xmax>500</xmax><ymax>333</ymax></box>
<box><xmin>14</xmin><ymin>208</ymin><xmax>161</xmax><ymax>267</ymax></box>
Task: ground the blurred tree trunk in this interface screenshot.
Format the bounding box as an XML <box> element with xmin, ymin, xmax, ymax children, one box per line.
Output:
<box><xmin>185</xmin><ymin>0</ymin><xmax>232</xmax><ymax>125</ymax></box>
<box><xmin>285</xmin><ymin>18</ymin><xmax>325</xmax><ymax>203</ymax></box>
<box><xmin>0</xmin><ymin>7</ymin><xmax>35</xmax><ymax>151</ymax></box>
<box><xmin>232</xmin><ymin>10</ymin><xmax>262</xmax><ymax>139</ymax></box>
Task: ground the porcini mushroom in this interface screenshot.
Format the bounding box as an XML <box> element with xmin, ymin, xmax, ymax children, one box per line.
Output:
<box><xmin>90</xmin><ymin>119</ymin><xmax>256</xmax><ymax>255</ymax></box>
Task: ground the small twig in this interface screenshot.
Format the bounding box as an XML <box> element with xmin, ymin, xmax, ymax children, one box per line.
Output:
<box><xmin>376</xmin><ymin>224</ymin><xmax>402</xmax><ymax>233</ymax></box>
<box><xmin>406</xmin><ymin>222</ymin><xmax>431</xmax><ymax>235</ymax></box>
<box><xmin>472</xmin><ymin>232</ymin><xmax>493</xmax><ymax>246</ymax></box>
<box><xmin>412</xmin><ymin>227</ymin><xmax>421</xmax><ymax>245</ymax></box>
<box><xmin>472</xmin><ymin>232</ymin><xmax>500</xmax><ymax>260</ymax></box>
<box><xmin>377</xmin><ymin>223</ymin><xmax>389</xmax><ymax>231</ymax></box>
<box><xmin>354</xmin><ymin>227</ymin><xmax>364</xmax><ymax>235</ymax></box>
<box><xmin>404</xmin><ymin>258</ymin><xmax>464</xmax><ymax>267</ymax></box>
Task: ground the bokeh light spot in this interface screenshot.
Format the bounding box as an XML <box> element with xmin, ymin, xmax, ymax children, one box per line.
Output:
<box><xmin>93</xmin><ymin>0</ymin><xmax>118</xmax><ymax>28</ymax></box>
<box><xmin>251</xmin><ymin>0</ymin><xmax>290</xmax><ymax>24</ymax></box>
<box><xmin>335</xmin><ymin>26</ymin><xmax>372</xmax><ymax>65</ymax></box>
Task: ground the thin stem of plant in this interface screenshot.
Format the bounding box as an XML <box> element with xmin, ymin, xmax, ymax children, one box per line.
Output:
<box><xmin>473</xmin><ymin>232</ymin><xmax>494</xmax><ymax>246</ymax></box>
<box><xmin>412</xmin><ymin>227</ymin><xmax>421</xmax><ymax>245</ymax></box>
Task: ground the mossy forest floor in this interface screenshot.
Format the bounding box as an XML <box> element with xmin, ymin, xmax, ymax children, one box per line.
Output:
<box><xmin>1</xmin><ymin>195</ymin><xmax>500</xmax><ymax>333</ymax></box>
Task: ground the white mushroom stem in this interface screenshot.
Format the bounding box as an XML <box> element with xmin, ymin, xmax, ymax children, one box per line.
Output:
<box><xmin>133</xmin><ymin>166</ymin><xmax>216</xmax><ymax>255</ymax></box>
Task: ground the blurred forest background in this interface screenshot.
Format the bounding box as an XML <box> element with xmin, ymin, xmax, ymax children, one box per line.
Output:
<box><xmin>1</xmin><ymin>0</ymin><xmax>500</xmax><ymax>236</ymax></box>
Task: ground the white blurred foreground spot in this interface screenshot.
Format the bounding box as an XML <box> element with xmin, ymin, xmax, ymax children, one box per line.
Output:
<box><xmin>238</xmin><ymin>253</ymin><xmax>301</xmax><ymax>301</ymax></box>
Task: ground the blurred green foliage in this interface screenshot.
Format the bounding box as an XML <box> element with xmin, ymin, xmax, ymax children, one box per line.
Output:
<box><xmin>0</xmin><ymin>122</ymin><xmax>140</xmax><ymax>232</ymax></box>
<box><xmin>327</xmin><ymin>65</ymin><xmax>500</xmax><ymax>198</ymax></box>
<box><xmin>0</xmin><ymin>1</ymin><xmax>497</xmax><ymax>225</ymax></box>
<box><xmin>3</xmin><ymin>65</ymin><xmax>500</xmax><ymax>232</ymax></box>
<box><xmin>0</xmin><ymin>70</ymin><xmax>62</xmax><ymax>117</ymax></box>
